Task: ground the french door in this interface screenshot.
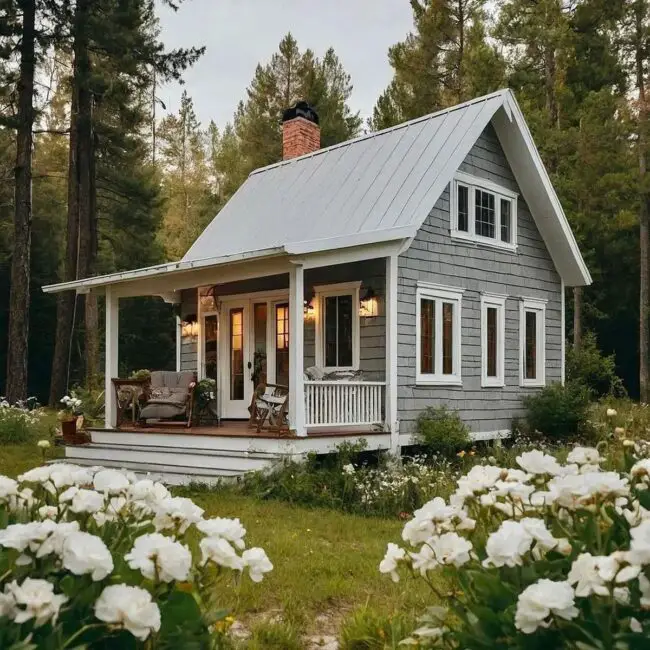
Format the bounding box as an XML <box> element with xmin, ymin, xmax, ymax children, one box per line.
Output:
<box><xmin>218</xmin><ymin>294</ymin><xmax>289</xmax><ymax>419</ymax></box>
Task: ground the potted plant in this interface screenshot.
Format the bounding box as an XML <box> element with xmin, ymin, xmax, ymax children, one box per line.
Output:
<box><xmin>58</xmin><ymin>394</ymin><xmax>82</xmax><ymax>443</ymax></box>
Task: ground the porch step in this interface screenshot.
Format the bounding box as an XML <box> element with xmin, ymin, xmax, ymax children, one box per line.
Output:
<box><xmin>64</xmin><ymin>443</ymin><xmax>283</xmax><ymax>485</ymax></box>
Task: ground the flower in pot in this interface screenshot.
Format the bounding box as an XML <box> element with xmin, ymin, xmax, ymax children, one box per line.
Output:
<box><xmin>58</xmin><ymin>395</ymin><xmax>83</xmax><ymax>442</ymax></box>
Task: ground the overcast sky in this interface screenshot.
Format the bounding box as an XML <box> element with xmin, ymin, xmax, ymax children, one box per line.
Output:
<box><xmin>157</xmin><ymin>0</ymin><xmax>414</xmax><ymax>129</ymax></box>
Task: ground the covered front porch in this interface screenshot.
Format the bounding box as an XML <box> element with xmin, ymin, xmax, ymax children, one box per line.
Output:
<box><xmin>94</xmin><ymin>242</ymin><xmax>402</xmax><ymax>458</ymax></box>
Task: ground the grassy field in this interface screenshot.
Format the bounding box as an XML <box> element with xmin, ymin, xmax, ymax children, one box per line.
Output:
<box><xmin>0</xmin><ymin>443</ymin><xmax>429</xmax><ymax>642</ymax></box>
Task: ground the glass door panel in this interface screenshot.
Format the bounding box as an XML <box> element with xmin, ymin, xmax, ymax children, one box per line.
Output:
<box><xmin>275</xmin><ymin>303</ymin><xmax>289</xmax><ymax>387</ymax></box>
<box><xmin>230</xmin><ymin>308</ymin><xmax>244</xmax><ymax>400</ymax></box>
<box><xmin>253</xmin><ymin>303</ymin><xmax>268</xmax><ymax>385</ymax></box>
<box><xmin>203</xmin><ymin>314</ymin><xmax>218</xmax><ymax>381</ymax></box>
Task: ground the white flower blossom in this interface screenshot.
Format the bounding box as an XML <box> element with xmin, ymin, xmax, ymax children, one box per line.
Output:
<box><xmin>342</xmin><ymin>463</ymin><xmax>355</xmax><ymax>475</ymax></box>
<box><xmin>153</xmin><ymin>497</ymin><xmax>204</xmax><ymax>534</ymax></box>
<box><xmin>93</xmin><ymin>469</ymin><xmax>130</xmax><ymax>494</ymax></box>
<box><xmin>94</xmin><ymin>584</ymin><xmax>161</xmax><ymax>641</ymax></box>
<box><xmin>37</xmin><ymin>505</ymin><xmax>58</xmax><ymax>520</ymax></box>
<box><xmin>0</xmin><ymin>475</ymin><xmax>18</xmax><ymax>503</ymax></box>
<box><xmin>428</xmin><ymin>532</ymin><xmax>473</xmax><ymax>567</ymax></box>
<box><xmin>62</xmin><ymin>531</ymin><xmax>113</xmax><ymax>581</ymax></box>
<box><xmin>606</xmin><ymin>408</ymin><xmax>617</xmax><ymax>417</ymax></box>
<box><xmin>516</xmin><ymin>450</ymin><xmax>564</xmax><ymax>476</ymax></box>
<box><xmin>199</xmin><ymin>536</ymin><xmax>245</xmax><ymax>571</ymax></box>
<box><xmin>628</xmin><ymin>520</ymin><xmax>650</xmax><ymax>565</ymax></box>
<box><xmin>483</xmin><ymin>520</ymin><xmax>533</xmax><ymax>567</ymax></box>
<box><xmin>37</xmin><ymin>440</ymin><xmax>51</xmax><ymax>449</ymax></box>
<box><xmin>379</xmin><ymin>543</ymin><xmax>406</xmax><ymax>582</ymax></box>
<box><xmin>515</xmin><ymin>579</ymin><xmax>578</xmax><ymax>634</ymax></box>
<box><xmin>640</xmin><ymin>574</ymin><xmax>650</xmax><ymax>608</ymax></box>
<box><xmin>125</xmin><ymin>533</ymin><xmax>192</xmax><ymax>583</ymax></box>
<box><xmin>566</xmin><ymin>447</ymin><xmax>602</xmax><ymax>466</ymax></box>
<box><xmin>242</xmin><ymin>547</ymin><xmax>273</xmax><ymax>582</ymax></box>
<box><xmin>68</xmin><ymin>489</ymin><xmax>105</xmax><ymax>514</ymax></box>
<box><xmin>197</xmin><ymin>517</ymin><xmax>246</xmax><ymax>549</ymax></box>
<box><xmin>4</xmin><ymin>578</ymin><xmax>67</xmax><ymax>627</ymax></box>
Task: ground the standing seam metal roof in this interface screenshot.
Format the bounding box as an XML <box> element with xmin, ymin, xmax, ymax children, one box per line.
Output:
<box><xmin>182</xmin><ymin>91</ymin><xmax>508</xmax><ymax>262</ymax></box>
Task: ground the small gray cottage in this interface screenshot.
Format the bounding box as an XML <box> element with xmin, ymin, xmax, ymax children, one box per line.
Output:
<box><xmin>44</xmin><ymin>89</ymin><xmax>591</xmax><ymax>481</ymax></box>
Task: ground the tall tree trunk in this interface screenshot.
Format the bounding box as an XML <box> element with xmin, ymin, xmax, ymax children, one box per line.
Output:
<box><xmin>49</xmin><ymin>1</ymin><xmax>87</xmax><ymax>405</ymax></box>
<box><xmin>573</xmin><ymin>287</ymin><xmax>582</xmax><ymax>351</ymax></box>
<box><xmin>6</xmin><ymin>0</ymin><xmax>36</xmax><ymax>403</ymax></box>
<box><xmin>636</xmin><ymin>0</ymin><xmax>650</xmax><ymax>403</ymax></box>
<box><xmin>84</xmin><ymin>128</ymin><xmax>99</xmax><ymax>389</ymax></box>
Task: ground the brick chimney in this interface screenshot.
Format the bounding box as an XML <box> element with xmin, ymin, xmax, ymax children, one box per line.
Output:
<box><xmin>282</xmin><ymin>101</ymin><xmax>320</xmax><ymax>160</ymax></box>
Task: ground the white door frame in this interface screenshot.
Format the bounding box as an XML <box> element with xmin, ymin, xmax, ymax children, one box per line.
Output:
<box><xmin>208</xmin><ymin>289</ymin><xmax>289</xmax><ymax>419</ymax></box>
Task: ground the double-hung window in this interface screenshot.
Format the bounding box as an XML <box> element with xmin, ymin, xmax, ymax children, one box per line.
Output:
<box><xmin>314</xmin><ymin>282</ymin><xmax>360</xmax><ymax>371</ymax></box>
<box><xmin>416</xmin><ymin>283</ymin><xmax>463</xmax><ymax>385</ymax></box>
<box><xmin>481</xmin><ymin>294</ymin><xmax>506</xmax><ymax>387</ymax></box>
<box><xmin>451</xmin><ymin>172</ymin><xmax>518</xmax><ymax>250</ymax></box>
<box><xmin>519</xmin><ymin>298</ymin><xmax>546</xmax><ymax>386</ymax></box>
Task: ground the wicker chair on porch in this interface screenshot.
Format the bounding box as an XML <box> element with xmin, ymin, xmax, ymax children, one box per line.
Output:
<box><xmin>248</xmin><ymin>383</ymin><xmax>289</xmax><ymax>435</ymax></box>
<box><xmin>138</xmin><ymin>371</ymin><xmax>196</xmax><ymax>428</ymax></box>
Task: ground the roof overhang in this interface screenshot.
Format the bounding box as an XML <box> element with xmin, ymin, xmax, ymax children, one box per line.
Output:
<box><xmin>42</xmin><ymin>227</ymin><xmax>415</xmax><ymax>296</ymax></box>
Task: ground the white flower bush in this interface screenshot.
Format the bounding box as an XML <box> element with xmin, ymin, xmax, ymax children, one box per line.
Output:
<box><xmin>381</xmin><ymin>438</ymin><xmax>650</xmax><ymax>647</ymax></box>
<box><xmin>0</xmin><ymin>463</ymin><xmax>272</xmax><ymax>648</ymax></box>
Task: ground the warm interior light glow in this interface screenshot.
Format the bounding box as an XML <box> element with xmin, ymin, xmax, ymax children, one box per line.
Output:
<box><xmin>181</xmin><ymin>320</ymin><xmax>200</xmax><ymax>338</ymax></box>
<box><xmin>359</xmin><ymin>288</ymin><xmax>379</xmax><ymax>318</ymax></box>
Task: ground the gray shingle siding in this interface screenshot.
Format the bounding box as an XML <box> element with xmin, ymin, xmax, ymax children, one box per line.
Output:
<box><xmin>179</xmin><ymin>289</ymin><xmax>197</xmax><ymax>372</ymax></box>
<box><xmin>397</xmin><ymin>123</ymin><xmax>563</xmax><ymax>437</ymax></box>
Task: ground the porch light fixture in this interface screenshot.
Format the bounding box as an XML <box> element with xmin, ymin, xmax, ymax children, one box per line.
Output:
<box><xmin>199</xmin><ymin>287</ymin><xmax>217</xmax><ymax>311</ymax></box>
<box><xmin>304</xmin><ymin>291</ymin><xmax>316</xmax><ymax>321</ymax></box>
<box><xmin>359</xmin><ymin>287</ymin><xmax>379</xmax><ymax>318</ymax></box>
<box><xmin>181</xmin><ymin>317</ymin><xmax>199</xmax><ymax>339</ymax></box>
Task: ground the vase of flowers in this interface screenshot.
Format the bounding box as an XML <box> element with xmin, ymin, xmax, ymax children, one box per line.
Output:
<box><xmin>58</xmin><ymin>395</ymin><xmax>82</xmax><ymax>443</ymax></box>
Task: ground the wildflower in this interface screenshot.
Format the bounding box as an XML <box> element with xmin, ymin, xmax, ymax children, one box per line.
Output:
<box><xmin>199</xmin><ymin>536</ymin><xmax>244</xmax><ymax>571</ymax></box>
<box><xmin>94</xmin><ymin>584</ymin><xmax>161</xmax><ymax>641</ymax></box>
<box><xmin>153</xmin><ymin>497</ymin><xmax>204</xmax><ymax>534</ymax></box>
<box><xmin>606</xmin><ymin>408</ymin><xmax>617</xmax><ymax>418</ymax></box>
<box><xmin>93</xmin><ymin>469</ymin><xmax>130</xmax><ymax>494</ymax></box>
<box><xmin>36</xmin><ymin>440</ymin><xmax>50</xmax><ymax>450</ymax></box>
<box><xmin>515</xmin><ymin>580</ymin><xmax>578</xmax><ymax>633</ymax></box>
<box><xmin>342</xmin><ymin>463</ymin><xmax>355</xmax><ymax>475</ymax></box>
<box><xmin>566</xmin><ymin>447</ymin><xmax>601</xmax><ymax>466</ymax></box>
<box><xmin>615</xmin><ymin>427</ymin><xmax>626</xmax><ymax>437</ymax></box>
<box><xmin>516</xmin><ymin>450</ymin><xmax>564</xmax><ymax>476</ymax></box>
<box><xmin>483</xmin><ymin>520</ymin><xmax>533</xmax><ymax>567</ymax></box>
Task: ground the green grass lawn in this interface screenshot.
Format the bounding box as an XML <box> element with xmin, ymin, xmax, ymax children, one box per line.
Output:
<box><xmin>0</xmin><ymin>444</ymin><xmax>429</xmax><ymax>640</ymax></box>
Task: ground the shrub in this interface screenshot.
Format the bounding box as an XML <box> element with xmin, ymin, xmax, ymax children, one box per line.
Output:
<box><xmin>567</xmin><ymin>331</ymin><xmax>626</xmax><ymax>398</ymax></box>
<box><xmin>523</xmin><ymin>381</ymin><xmax>592</xmax><ymax>439</ymax></box>
<box><xmin>69</xmin><ymin>386</ymin><xmax>105</xmax><ymax>424</ymax></box>
<box><xmin>415</xmin><ymin>407</ymin><xmax>470</xmax><ymax>457</ymax></box>
<box><xmin>0</xmin><ymin>464</ymin><xmax>272</xmax><ymax>648</ymax></box>
<box><xmin>381</xmin><ymin>436</ymin><xmax>650</xmax><ymax>647</ymax></box>
<box><xmin>339</xmin><ymin>607</ymin><xmax>416</xmax><ymax>649</ymax></box>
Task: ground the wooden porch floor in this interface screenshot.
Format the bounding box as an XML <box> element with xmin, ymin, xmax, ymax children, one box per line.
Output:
<box><xmin>96</xmin><ymin>420</ymin><xmax>385</xmax><ymax>440</ymax></box>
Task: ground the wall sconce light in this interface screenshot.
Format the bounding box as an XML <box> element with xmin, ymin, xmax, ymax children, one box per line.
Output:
<box><xmin>181</xmin><ymin>317</ymin><xmax>199</xmax><ymax>339</ymax></box>
<box><xmin>199</xmin><ymin>286</ymin><xmax>217</xmax><ymax>311</ymax></box>
<box><xmin>303</xmin><ymin>292</ymin><xmax>316</xmax><ymax>321</ymax></box>
<box><xmin>359</xmin><ymin>287</ymin><xmax>379</xmax><ymax>318</ymax></box>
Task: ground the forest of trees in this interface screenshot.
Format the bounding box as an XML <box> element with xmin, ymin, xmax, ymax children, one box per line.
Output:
<box><xmin>0</xmin><ymin>0</ymin><xmax>648</xmax><ymax>403</ymax></box>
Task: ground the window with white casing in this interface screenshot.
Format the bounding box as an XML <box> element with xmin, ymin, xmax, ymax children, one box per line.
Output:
<box><xmin>519</xmin><ymin>298</ymin><xmax>546</xmax><ymax>387</ymax></box>
<box><xmin>416</xmin><ymin>283</ymin><xmax>464</xmax><ymax>386</ymax></box>
<box><xmin>314</xmin><ymin>282</ymin><xmax>360</xmax><ymax>371</ymax></box>
<box><xmin>451</xmin><ymin>172</ymin><xmax>518</xmax><ymax>250</ymax></box>
<box><xmin>481</xmin><ymin>293</ymin><xmax>506</xmax><ymax>388</ymax></box>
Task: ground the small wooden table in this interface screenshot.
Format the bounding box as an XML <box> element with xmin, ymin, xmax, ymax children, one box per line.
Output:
<box><xmin>111</xmin><ymin>378</ymin><xmax>150</xmax><ymax>427</ymax></box>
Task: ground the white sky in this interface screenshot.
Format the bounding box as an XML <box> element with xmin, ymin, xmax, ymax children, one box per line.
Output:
<box><xmin>157</xmin><ymin>0</ymin><xmax>414</xmax><ymax>129</ymax></box>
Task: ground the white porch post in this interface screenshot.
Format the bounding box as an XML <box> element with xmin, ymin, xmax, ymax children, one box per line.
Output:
<box><xmin>386</xmin><ymin>254</ymin><xmax>399</xmax><ymax>454</ymax></box>
<box><xmin>289</xmin><ymin>264</ymin><xmax>306</xmax><ymax>436</ymax></box>
<box><xmin>104</xmin><ymin>286</ymin><xmax>119</xmax><ymax>429</ymax></box>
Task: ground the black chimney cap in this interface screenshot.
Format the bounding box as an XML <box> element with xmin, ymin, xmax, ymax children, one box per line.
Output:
<box><xmin>282</xmin><ymin>101</ymin><xmax>319</xmax><ymax>125</ymax></box>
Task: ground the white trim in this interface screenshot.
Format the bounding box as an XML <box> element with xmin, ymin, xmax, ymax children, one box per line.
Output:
<box><xmin>519</xmin><ymin>297</ymin><xmax>546</xmax><ymax>387</ymax></box>
<box><xmin>104</xmin><ymin>287</ymin><xmax>119</xmax><ymax>429</ymax></box>
<box><xmin>386</xmin><ymin>255</ymin><xmax>399</xmax><ymax>452</ymax></box>
<box><xmin>175</xmin><ymin>316</ymin><xmax>181</xmax><ymax>372</ymax></box>
<box><xmin>289</xmin><ymin>265</ymin><xmax>306</xmax><ymax>436</ymax></box>
<box><xmin>314</xmin><ymin>282</ymin><xmax>361</xmax><ymax>371</ymax></box>
<box><xmin>480</xmin><ymin>293</ymin><xmax>506</xmax><ymax>388</ymax></box>
<box><xmin>416</xmin><ymin>280</ymin><xmax>466</xmax><ymax>295</ymax></box>
<box><xmin>450</xmin><ymin>173</ymin><xmax>518</xmax><ymax>251</ymax></box>
<box><xmin>415</xmin><ymin>284</ymin><xmax>463</xmax><ymax>386</ymax></box>
<box><xmin>560</xmin><ymin>279</ymin><xmax>566</xmax><ymax>386</ymax></box>
<box><xmin>284</xmin><ymin>226</ymin><xmax>417</xmax><ymax>254</ymax></box>
<box><xmin>455</xmin><ymin>171</ymin><xmax>519</xmax><ymax>199</ymax></box>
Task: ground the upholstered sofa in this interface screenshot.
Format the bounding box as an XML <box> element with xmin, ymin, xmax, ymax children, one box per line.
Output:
<box><xmin>139</xmin><ymin>371</ymin><xmax>196</xmax><ymax>426</ymax></box>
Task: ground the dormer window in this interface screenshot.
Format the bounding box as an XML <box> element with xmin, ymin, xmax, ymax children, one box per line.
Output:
<box><xmin>451</xmin><ymin>172</ymin><xmax>518</xmax><ymax>250</ymax></box>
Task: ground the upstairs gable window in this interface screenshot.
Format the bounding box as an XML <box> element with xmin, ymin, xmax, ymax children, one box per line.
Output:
<box><xmin>452</xmin><ymin>172</ymin><xmax>518</xmax><ymax>250</ymax></box>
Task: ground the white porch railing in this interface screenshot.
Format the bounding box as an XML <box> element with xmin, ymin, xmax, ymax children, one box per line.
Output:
<box><xmin>304</xmin><ymin>381</ymin><xmax>385</xmax><ymax>427</ymax></box>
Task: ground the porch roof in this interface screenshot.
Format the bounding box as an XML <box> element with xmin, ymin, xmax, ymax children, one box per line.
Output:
<box><xmin>41</xmin><ymin>226</ymin><xmax>414</xmax><ymax>295</ymax></box>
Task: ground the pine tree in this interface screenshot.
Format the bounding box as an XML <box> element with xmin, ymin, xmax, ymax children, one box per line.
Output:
<box><xmin>371</xmin><ymin>0</ymin><xmax>505</xmax><ymax>129</ymax></box>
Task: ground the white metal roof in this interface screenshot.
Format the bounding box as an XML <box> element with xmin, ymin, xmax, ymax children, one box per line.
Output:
<box><xmin>43</xmin><ymin>89</ymin><xmax>590</xmax><ymax>294</ymax></box>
